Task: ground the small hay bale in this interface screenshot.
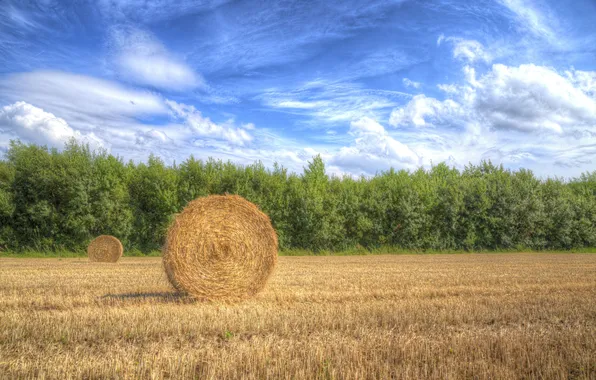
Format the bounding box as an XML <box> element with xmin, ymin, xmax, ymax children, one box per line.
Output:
<box><xmin>163</xmin><ymin>194</ymin><xmax>278</xmax><ymax>302</ymax></box>
<box><xmin>88</xmin><ymin>235</ymin><xmax>123</xmax><ymax>263</ymax></box>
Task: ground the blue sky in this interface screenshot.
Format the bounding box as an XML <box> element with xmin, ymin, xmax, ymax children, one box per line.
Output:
<box><xmin>1</xmin><ymin>0</ymin><xmax>596</xmax><ymax>177</ymax></box>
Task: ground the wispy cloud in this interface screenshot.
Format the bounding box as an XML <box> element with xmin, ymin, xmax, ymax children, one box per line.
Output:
<box><xmin>498</xmin><ymin>0</ymin><xmax>558</xmax><ymax>44</ymax></box>
<box><xmin>0</xmin><ymin>71</ymin><xmax>167</xmax><ymax>126</ymax></box>
<box><xmin>1</xmin><ymin>0</ymin><xmax>596</xmax><ymax>178</ymax></box>
<box><xmin>332</xmin><ymin>47</ymin><xmax>425</xmax><ymax>82</ymax></box>
<box><xmin>95</xmin><ymin>0</ymin><xmax>231</xmax><ymax>23</ymax></box>
<box><xmin>108</xmin><ymin>26</ymin><xmax>204</xmax><ymax>91</ymax></box>
<box><xmin>260</xmin><ymin>80</ymin><xmax>411</xmax><ymax>126</ymax></box>
<box><xmin>0</xmin><ymin>70</ymin><xmax>171</xmax><ymax>157</ymax></box>
<box><xmin>187</xmin><ymin>0</ymin><xmax>411</xmax><ymax>75</ymax></box>
<box><xmin>402</xmin><ymin>78</ymin><xmax>421</xmax><ymax>89</ymax></box>
<box><xmin>0</xmin><ymin>71</ymin><xmax>278</xmax><ymax>165</ymax></box>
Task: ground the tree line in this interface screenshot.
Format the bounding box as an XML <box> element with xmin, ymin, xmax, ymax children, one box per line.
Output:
<box><xmin>1</xmin><ymin>140</ymin><xmax>596</xmax><ymax>253</ymax></box>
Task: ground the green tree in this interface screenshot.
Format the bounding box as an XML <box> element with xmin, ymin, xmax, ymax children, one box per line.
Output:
<box><xmin>128</xmin><ymin>155</ymin><xmax>179</xmax><ymax>251</ymax></box>
<box><xmin>3</xmin><ymin>140</ymin><xmax>596</xmax><ymax>254</ymax></box>
<box><xmin>0</xmin><ymin>159</ymin><xmax>15</xmax><ymax>249</ymax></box>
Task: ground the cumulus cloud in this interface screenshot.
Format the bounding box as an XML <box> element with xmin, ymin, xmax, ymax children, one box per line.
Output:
<box><xmin>390</xmin><ymin>64</ymin><xmax>596</xmax><ymax>135</ymax></box>
<box><xmin>380</xmin><ymin>61</ymin><xmax>596</xmax><ymax>177</ymax></box>
<box><xmin>472</xmin><ymin>64</ymin><xmax>596</xmax><ymax>133</ymax></box>
<box><xmin>0</xmin><ymin>71</ymin><xmax>262</xmax><ymax>163</ymax></box>
<box><xmin>390</xmin><ymin>95</ymin><xmax>462</xmax><ymax>128</ymax></box>
<box><xmin>259</xmin><ymin>54</ymin><xmax>596</xmax><ymax>176</ymax></box>
<box><xmin>328</xmin><ymin>117</ymin><xmax>419</xmax><ymax>175</ymax></box>
<box><xmin>0</xmin><ymin>101</ymin><xmax>105</xmax><ymax>148</ymax></box>
<box><xmin>109</xmin><ymin>26</ymin><xmax>204</xmax><ymax>91</ymax></box>
<box><xmin>166</xmin><ymin>100</ymin><xmax>253</xmax><ymax>146</ymax></box>
<box><xmin>0</xmin><ymin>70</ymin><xmax>172</xmax><ymax>156</ymax></box>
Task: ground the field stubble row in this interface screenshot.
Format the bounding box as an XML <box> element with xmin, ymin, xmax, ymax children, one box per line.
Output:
<box><xmin>0</xmin><ymin>254</ymin><xmax>595</xmax><ymax>379</ymax></box>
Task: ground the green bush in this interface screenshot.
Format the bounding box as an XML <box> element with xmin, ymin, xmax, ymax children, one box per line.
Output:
<box><xmin>2</xmin><ymin>140</ymin><xmax>596</xmax><ymax>253</ymax></box>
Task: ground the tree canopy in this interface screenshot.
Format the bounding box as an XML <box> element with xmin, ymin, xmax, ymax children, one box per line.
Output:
<box><xmin>2</xmin><ymin>140</ymin><xmax>596</xmax><ymax>253</ymax></box>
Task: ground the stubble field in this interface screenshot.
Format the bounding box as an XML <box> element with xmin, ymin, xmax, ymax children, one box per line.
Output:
<box><xmin>0</xmin><ymin>254</ymin><xmax>595</xmax><ymax>379</ymax></box>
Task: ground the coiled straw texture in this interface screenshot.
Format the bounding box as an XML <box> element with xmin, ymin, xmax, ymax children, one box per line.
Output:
<box><xmin>88</xmin><ymin>235</ymin><xmax>123</xmax><ymax>263</ymax></box>
<box><xmin>163</xmin><ymin>195</ymin><xmax>278</xmax><ymax>302</ymax></box>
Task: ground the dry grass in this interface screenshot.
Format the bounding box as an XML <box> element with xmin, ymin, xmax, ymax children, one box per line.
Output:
<box><xmin>163</xmin><ymin>194</ymin><xmax>278</xmax><ymax>301</ymax></box>
<box><xmin>0</xmin><ymin>254</ymin><xmax>595</xmax><ymax>379</ymax></box>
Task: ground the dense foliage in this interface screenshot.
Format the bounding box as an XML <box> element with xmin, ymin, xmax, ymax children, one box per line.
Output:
<box><xmin>2</xmin><ymin>140</ymin><xmax>596</xmax><ymax>253</ymax></box>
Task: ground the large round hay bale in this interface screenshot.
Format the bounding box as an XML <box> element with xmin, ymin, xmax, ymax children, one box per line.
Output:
<box><xmin>163</xmin><ymin>194</ymin><xmax>278</xmax><ymax>301</ymax></box>
<box><xmin>88</xmin><ymin>235</ymin><xmax>123</xmax><ymax>263</ymax></box>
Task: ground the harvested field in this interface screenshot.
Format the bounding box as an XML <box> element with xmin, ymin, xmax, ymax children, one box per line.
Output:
<box><xmin>0</xmin><ymin>254</ymin><xmax>595</xmax><ymax>379</ymax></box>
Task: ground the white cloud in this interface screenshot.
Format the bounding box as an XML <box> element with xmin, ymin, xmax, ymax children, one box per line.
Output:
<box><xmin>0</xmin><ymin>101</ymin><xmax>105</xmax><ymax>149</ymax></box>
<box><xmin>402</xmin><ymin>78</ymin><xmax>421</xmax><ymax>89</ymax></box>
<box><xmin>0</xmin><ymin>71</ymin><xmax>260</xmax><ymax>163</ymax></box>
<box><xmin>444</xmin><ymin>37</ymin><xmax>491</xmax><ymax>63</ymax></box>
<box><xmin>389</xmin><ymin>95</ymin><xmax>462</xmax><ymax>128</ymax></box>
<box><xmin>0</xmin><ymin>70</ymin><xmax>170</xmax><ymax>156</ymax></box>
<box><xmin>472</xmin><ymin>64</ymin><xmax>596</xmax><ymax>133</ymax></box>
<box><xmin>566</xmin><ymin>70</ymin><xmax>596</xmax><ymax>95</ymax></box>
<box><xmin>391</xmin><ymin>64</ymin><xmax>596</xmax><ymax>134</ymax></box>
<box><xmin>0</xmin><ymin>71</ymin><xmax>167</xmax><ymax>123</ymax></box>
<box><xmin>498</xmin><ymin>0</ymin><xmax>558</xmax><ymax>43</ymax></box>
<box><xmin>135</xmin><ymin>129</ymin><xmax>171</xmax><ymax>145</ymax></box>
<box><xmin>181</xmin><ymin>60</ymin><xmax>596</xmax><ymax>177</ymax></box>
<box><xmin>109</xmin><ymin>26</ymin><xmax>203</xmax><ymax>91</ymax></box>
<box><xmin>328</xmin><ymin>117</ymin><xmax>420</xmax><ymax>175</ymax></box>
<box><xmin>260</xmin><ymin>81</ymin><xmax>409</xmax><ymax>125</ymax></box>
<box><xmin>381</xmin><ymin>62</ymin><xmax>596</xmax><ymax>177</ymax></box>
<box><xmin>273</xmin><ymin>100</ymin><xmax>330</xmax><ymax>109</ymax></box>
<box><xmin>437</xmin><ymin>84</ymin><xmax>459</xmax><ymax>94</ymax></box>
<box><xmin>166</xmin><ymin>100</ymin><xmax>253</xmax><ymax>146</ymax></box>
